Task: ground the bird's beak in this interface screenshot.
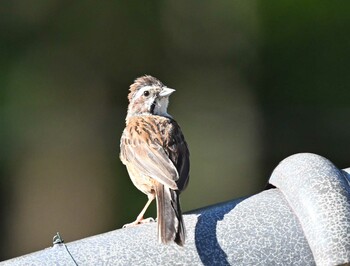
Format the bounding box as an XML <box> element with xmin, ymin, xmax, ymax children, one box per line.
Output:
<box><xmin>159</xmin><ymin>87</ymin><xmax>175</xmax><ymax>97</ymax></box>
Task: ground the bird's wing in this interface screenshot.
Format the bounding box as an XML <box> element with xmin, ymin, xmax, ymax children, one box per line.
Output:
<box><xmin>164</xmin><ymin>120</ymin><xmax>190</xmax><ymax>192</ymax></box>
<box><xmin>120</xmin><ymin>118</ymin><xmax>179</xmax><ymax>190</ymax></box>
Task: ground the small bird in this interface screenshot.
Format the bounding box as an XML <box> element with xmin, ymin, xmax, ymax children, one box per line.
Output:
<box><xmin>120</xmin><ymin>75</ymin><xmax>190</xmax><ymax>246</ymax></box>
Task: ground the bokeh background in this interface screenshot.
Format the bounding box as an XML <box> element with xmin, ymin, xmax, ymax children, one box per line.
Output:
<box><xmin>1</xmin><ymin>1</ymin><xmax>349</xmax><ymax>260</ymax></box>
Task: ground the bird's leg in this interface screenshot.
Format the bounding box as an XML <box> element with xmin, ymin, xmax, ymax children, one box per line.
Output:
<box><xmin>123</xmin><ymin>194</ymin><xmax>155</xmax><ymax>228</ymax></box>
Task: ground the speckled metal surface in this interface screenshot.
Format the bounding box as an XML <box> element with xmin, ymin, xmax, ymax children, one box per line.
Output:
<box><xmin>1</xmin><ymin>191</ymin><xmax>315</xmax><ymax>266</ymax></box>
<box><xmin>270</xmin><ymin>153</ymin><xmax>350</xmax><ymax>266</ymax></box>
<box><xmin>2</xmin><ymin>153</ymin><xmax>349</xmax><ymax>266</ymax></box>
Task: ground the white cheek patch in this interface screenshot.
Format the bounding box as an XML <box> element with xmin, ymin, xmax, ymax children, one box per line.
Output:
<box><xmin>133</xmin><ymin>86</ymin><xmax>155</xmax><ymax>112</ymax></box>
<box><xmin>133</xmin><ymin>86</ymin><xmax>171</xmax><ymax>117</ymax></box>
<box><xmin>154</xmin><ymin>97</ymin><xmax>169</xmax><ymax>116</ymax></box>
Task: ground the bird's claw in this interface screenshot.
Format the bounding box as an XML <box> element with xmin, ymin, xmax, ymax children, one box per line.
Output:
<box><xmin>122</xmin><ymin>217</ymin><xmax>155</xmax><ymax>228</ymax></box>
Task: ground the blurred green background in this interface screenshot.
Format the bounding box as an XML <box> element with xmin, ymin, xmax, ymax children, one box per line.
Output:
<box><xmin>0</xmin><ymin>0</ymin><xmax>349</xmax><ymax>260</ymax></box>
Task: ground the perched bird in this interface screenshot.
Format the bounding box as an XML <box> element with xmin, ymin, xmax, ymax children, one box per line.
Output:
<box><xmin>120</xmin><ymin>75</ymin><xmax>190</xmax><ymax>246</ymax></box>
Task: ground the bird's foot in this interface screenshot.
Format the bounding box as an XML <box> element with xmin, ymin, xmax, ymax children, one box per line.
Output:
<box><xmin>140</xmin><ymin>217</ymin><xmax>155</xmax><ymax>224</ymax></box>
<box><xmin>122</xmin><ymin>217</ymin><xmax>155</xmax><ymax>228</ymax></box>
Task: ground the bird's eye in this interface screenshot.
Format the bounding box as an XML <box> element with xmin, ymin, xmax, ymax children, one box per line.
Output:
<box><xmin>143</xmin><ymin>90</ymin><xmax>150</xmax><ymax>97</ymax></box>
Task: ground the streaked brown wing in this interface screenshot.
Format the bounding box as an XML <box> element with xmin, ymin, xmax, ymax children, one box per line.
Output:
<box><xmin>164</xmin><ymin>119</ymin><xmax>190</xmax><ymax>192</ymax></box>
<box><xmin>120</xmin><ymin>117</ymin><xmax>179</xmax><ymax>190</ymax></box>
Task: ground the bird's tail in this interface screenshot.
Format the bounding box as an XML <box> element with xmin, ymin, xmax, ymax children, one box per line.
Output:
<box><xmin>155</xmin><ymin>183</ymin><xmax>185</xmax><ymax>246</ymax></box>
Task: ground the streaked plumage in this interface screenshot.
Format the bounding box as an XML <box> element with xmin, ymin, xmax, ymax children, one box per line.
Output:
<box><xmin>120</xmin><ymin>75</ymin><xmax>189</xmax><ymax>246</ymax></box>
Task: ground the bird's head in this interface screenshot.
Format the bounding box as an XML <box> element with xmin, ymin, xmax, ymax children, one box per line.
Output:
<box><xmin>127</xmin><ymin>75</ymin><xmax>175</xmax><ymax>118</ymax></box>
